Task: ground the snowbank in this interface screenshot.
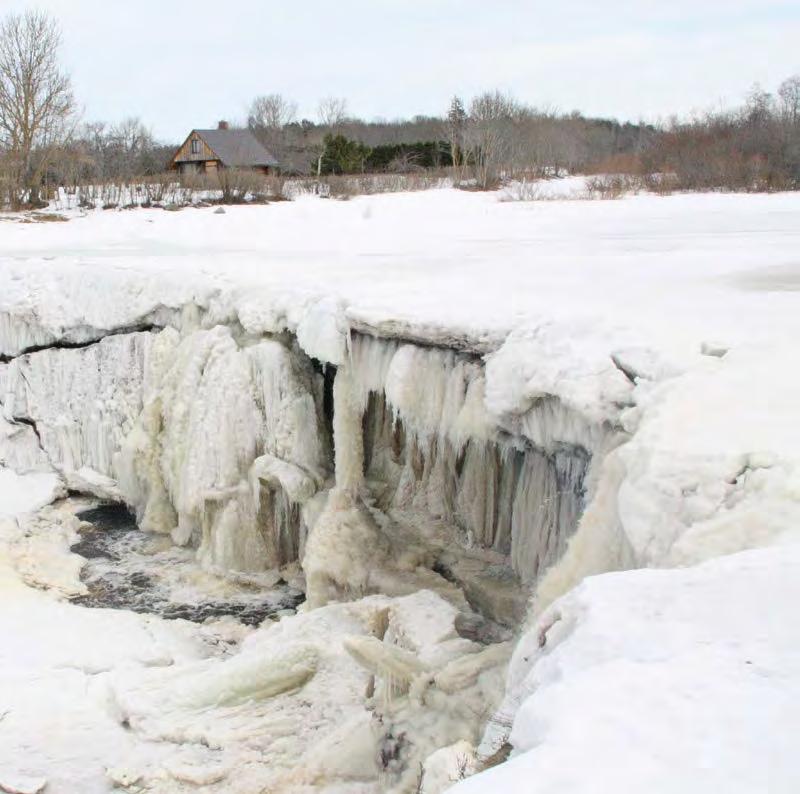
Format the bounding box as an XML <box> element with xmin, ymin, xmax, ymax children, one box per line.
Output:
<box><xmin>0</xmin><ymin>469</ymin><xmax>63</xmax><ymax>518</ymax></box>
<box><xmin>533</xmin><ymin>340</ymin><xmax>800</xmax><ymax>614</ymax></box>
<box><xmin>454</xmin><ymin>544</ymin><xmax>800</xmax><ymax>794</ymax></box>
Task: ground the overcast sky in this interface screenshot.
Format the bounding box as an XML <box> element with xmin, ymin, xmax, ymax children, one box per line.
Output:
<box><xmin>4</xmin><ymin>0</ymin><xmax>799</xmax><ymax>141</ymax></box>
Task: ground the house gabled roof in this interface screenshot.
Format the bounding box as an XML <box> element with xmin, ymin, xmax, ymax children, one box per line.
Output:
<box><xmin>177</xmin><ymin>128</ymin><xmax>279</xmax><ymax>168</ymax></box>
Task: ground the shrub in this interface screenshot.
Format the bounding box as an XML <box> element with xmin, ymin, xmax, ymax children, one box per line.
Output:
<box><xmin>585</xmin><ymin>174</ymin><xmax>643</xmax><ymax>199</ymax></box>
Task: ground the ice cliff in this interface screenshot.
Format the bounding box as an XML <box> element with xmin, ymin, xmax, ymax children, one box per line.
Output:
<box><xmin>2</xmin><ymin>258</ymin><xmax>797</xmax><ymax>792</ymax></box>
<box><xmin>1</xmin><ymin>291</ymin><xmax>623</xmax><ymax>626</ymax></box>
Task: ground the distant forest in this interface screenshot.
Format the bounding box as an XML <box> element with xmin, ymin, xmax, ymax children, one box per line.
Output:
<box><xmin>49</xmin><ymin>77</ymin><xmax>800</xmax><ymax>192</ymax></box>
<box><xmin>1</xmin><ymin>9</ymin><xmax>799</xmax><ymax>208</ymax></box>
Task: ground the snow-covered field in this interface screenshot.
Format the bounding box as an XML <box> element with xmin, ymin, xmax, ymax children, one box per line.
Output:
<box><xmin>1</xmin><ymin>185</ymin><xmax>799</xmax><ymax>792</ymax></box>
<box><xmin>2</xmin><ymin>186</ymin><xmax>798</xmax><ymax>355</ymax></box>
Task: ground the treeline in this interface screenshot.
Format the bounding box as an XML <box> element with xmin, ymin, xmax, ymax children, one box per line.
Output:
<box><xmin>50</xmin><ymin>119</ymin><xmax>176</xmax><ymax>185</ymax></box>
<box><xmin>249</xmin><ymin>80</ymin><xmax>800</xmax><ymax>192</ymax></box>
<box><xmin>53</xmin><ymin>83</ymin><xmax>800</xmax><ymax>193</ymax></box>
<box><xmin>0</xmin><ymin>11</ymin><xmax>175</xmax><ymax>208</ymax></box>
<box><xmin>638</xmin><ymin>82</ymin><xmax>800</xmax><ymax>191</ymax></box>
<box><xmin>247</xmin><ymin>92</ymin><xmax>657</xmax><ymax>183</ymax></box>
<box><xmin>2</xmin><ymin>8</ymin><xmax>799</xmax><ymax>210</ymax></box>
<box><xmin>317</xmin><ymin>136</ymin><xmax>451</xmax><ymax>174</ymax></box>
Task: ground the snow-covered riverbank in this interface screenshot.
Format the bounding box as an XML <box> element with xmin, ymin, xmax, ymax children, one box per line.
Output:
<box><xmin>1</xmin><ymin>186</ymin><xmax>799</xmax><ymax>792</ymax></box>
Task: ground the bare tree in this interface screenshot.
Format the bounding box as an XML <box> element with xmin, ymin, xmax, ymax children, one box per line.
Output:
<box><xmin>0</xmin><ymin>10</ymin><xmax>76</xmax><ymax>207</ymax></box>
<box><xmin>247</xmin><ymin>93</ymin><xmax>297</xmax><ymax>168</ymax></box>
<box><xmin>109</xmin><ymin>117</ymin><xmax>154</xmax><ymax>180</ymax></box>
<box><xmin>248</xmin><ymin>93</ymin><xmax>297</xmax><ymax>131</ymax></box>
<box><xmin>778</xmin><ymin>75</ymin><xmax>800</xmax><ymax>125</ymax></box>
<box><xmin>743</xmin><ymin>83</ymin><xmax>774</xmax><ymax>127</ymax></box>
<box><xmin>311</xmin><ymin>98</ymin><xmax>349</xmax><ymax>176</ymax></box>
<box><xmin>464</xmin><ymin>90</ymin><xmax>519</xmax><ymax>188</ymax></box>
<box><xmin>317</xmin><ymin>96</ymin><xmax>348</xmax><ymax>129</ymax></box>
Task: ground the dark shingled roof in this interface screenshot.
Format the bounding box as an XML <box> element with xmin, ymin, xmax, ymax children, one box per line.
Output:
<box><xmin>193</xmin><ymin>128</ymin><xmax>279</xmax><ymax>168</ymax></box>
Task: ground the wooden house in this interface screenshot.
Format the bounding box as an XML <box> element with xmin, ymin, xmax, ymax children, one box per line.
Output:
<box><xmin>171</xmin><ymin>121</ymin><xmax>279</xmax><ymax>175</ymax></box>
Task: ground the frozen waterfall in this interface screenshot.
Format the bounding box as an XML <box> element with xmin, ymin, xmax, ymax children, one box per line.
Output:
<box><xmin>0</xmin><ymin>309</ymin><xmax>613</xmax><ymax>625</ymax></box>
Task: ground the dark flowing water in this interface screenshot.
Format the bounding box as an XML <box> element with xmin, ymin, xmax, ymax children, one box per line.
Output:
<box><xmin>70</xmin><ymin>503</ymin><xmax>304</xmax><ymax>626</ymax></box>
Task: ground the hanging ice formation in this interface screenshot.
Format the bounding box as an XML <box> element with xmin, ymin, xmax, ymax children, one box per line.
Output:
<box><xmin>0</xmin><ymin>308</ymin><xmax>618</xmax><ymax>624</ymax></box>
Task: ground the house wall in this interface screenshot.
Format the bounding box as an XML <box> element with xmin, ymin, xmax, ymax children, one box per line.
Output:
<box><xmin>179</xmin><ymin>160</ymin><xmax>269</xmax><ymax>176</ymax></box>
<box><xmin>172</xmin><ymin>132</ymin><xmax>275</xmax><ymax>174</ymax></box>
<box><xmin>174</xmin><ymin>133</ymin><xmax>216</xmax><ymax>164</ymax></box>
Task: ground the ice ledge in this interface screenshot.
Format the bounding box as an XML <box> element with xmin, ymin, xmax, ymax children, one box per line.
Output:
<box><xmin>0</xmin><ymin>282</ymin><xmax>639</xmax><ymax>456</ymax></box>
<box><xmin>454</xmin><ymin>543</ymin><xmax>800</xmax><ymax>793</ymax></box>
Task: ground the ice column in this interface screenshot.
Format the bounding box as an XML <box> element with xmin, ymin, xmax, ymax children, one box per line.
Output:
<box><xmin>303</xmin><ymin>363</ymin><xmax>389</xmax><ymax>608</ymax></box>
<box><xmin>333</xmin><ymin>364</ymin><xmax>364</xmax><ymax>494</ymax></box>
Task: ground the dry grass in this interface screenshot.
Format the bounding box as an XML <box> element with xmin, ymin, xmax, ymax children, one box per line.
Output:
<box><xmin>287</xmin><ymin>170</ymin><xmax>452</xmax><ymax>200</ymax></box>
<box><xmin>498</xmin><ymin>179</ymin><xmax>579</xmax><ymax>202</ymax></box>
<box><xmin>584</xmin><ymin>174</ymin><xmax>641</xmax><ymax>200</ymax></box>
<box><xmin>585</xmin><ymin>173</ymin><xmax>681</xmax><ymax>199</ymax></box>
<box><xmin>19</xmin><ymin>211</ymin><xmax>69</xmax><ymax>223</ymax></box>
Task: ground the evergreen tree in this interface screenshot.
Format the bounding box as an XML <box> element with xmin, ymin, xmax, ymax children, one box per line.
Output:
<box><xmin>447</xmin><ymin>96</ymin><xmax>467</xmax><ymax>167</ymax></box>
<box><xmin>318</xmin><ymin>134</ymin><xmax>371</xmax><ymax>175</ymax></box>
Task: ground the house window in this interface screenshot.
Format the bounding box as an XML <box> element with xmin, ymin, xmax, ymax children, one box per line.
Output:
<box><xmin>191</xmin><ymin>138</ymin><xmax>201</xmax><ymax>155</ymax></box>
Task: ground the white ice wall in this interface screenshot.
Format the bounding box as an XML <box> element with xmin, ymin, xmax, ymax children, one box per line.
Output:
<box><xmin>3</xmin><ymin>332</ymin><xmax>155</xmax><ymax>490</ymax></box>
<box><xmin>2</xmin><ymin>322</ymin><xmax>330</xmax><ymax>574</ymax></box>
<box><xmin>117</xmin><ymin>326</ymin><xmax>329</xmax><ymax>573</ymax></box>
<box><xmin>349</xmin><ymin>334</ymin><xmax>606</xmax><ymax>585</ymax></box>
<box><xmin>0</xmin><ymin>305</ymin><xmax>621</xmax><ymax>602</ymax></box>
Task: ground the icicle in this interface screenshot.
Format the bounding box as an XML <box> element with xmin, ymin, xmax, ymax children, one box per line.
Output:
<box><xmin>343</xmin><ymin>635</ymin><xmax>428</xmax><ymax>699</ymax></box>
<box><xmin>433</xmin><ymin>642</ymin><xmax>511</xmax><ymax>694</ymax></box>
<box><xmin>333</xmin><ymin>365</ymin><xmax>365</xmax><ymax>494</ymax></box>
